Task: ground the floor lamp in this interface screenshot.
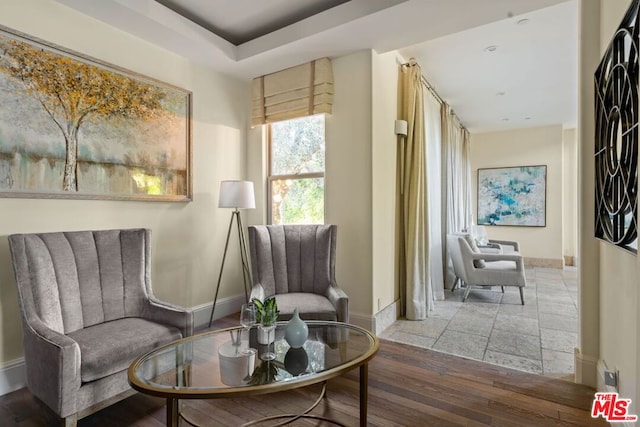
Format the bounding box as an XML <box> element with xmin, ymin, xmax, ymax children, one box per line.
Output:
<box><xmin>208</xmin><ymin>180</ymin><xmax>255</xmax><ymax>328</ymax></box>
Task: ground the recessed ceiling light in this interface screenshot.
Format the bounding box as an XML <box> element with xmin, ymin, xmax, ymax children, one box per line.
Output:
<box><xmin>496</xmin><ymin>91</ymin><xmax>506</xmax><ymax>96</ymax></box>
<box><xmin>517</xmin><ymin>18</ymin><xmax>530</xmax><ymax>25</ymax></box>
<box><xmin>484</xmin><ymin>45</ymin><xmax>498</xmax><ymax>52</ymax></box>
<box><xmin>524</xmin><ymin>117</ymin><xmax>532</xmax><ymax>120</ymax></box>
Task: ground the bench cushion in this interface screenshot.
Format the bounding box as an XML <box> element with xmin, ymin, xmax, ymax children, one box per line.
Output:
<box><xmin>68</xmin><ymin>317</ymin><xmax>182</xmax><ymax>382</ymax></box>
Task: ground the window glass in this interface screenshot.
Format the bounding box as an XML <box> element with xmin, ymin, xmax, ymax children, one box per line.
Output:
<box><xmin>269</xmin><ymin>115</ymin><xmax>325</xmax><ymax>224</ymax></box>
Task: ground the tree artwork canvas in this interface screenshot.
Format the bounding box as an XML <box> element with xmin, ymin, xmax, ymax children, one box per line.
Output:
<box><xmin>0</xmin><ymin>25</ymin><xmax>192</xmax><ymax>201</ymax></box>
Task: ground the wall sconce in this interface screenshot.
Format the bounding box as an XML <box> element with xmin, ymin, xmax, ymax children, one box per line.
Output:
<box><xmin>394</xmin><ymin>119</ymin><xmax>408</xmax><ymax>136</ymax></box>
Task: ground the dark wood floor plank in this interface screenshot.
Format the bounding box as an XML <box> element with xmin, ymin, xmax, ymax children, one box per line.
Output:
<box><xmin>0</xmin><ymin>315</ymin><xmax>606</xmax><ymax>426</ymax></box>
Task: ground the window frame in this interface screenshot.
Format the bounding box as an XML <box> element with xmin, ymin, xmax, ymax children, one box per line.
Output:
<box><xmin>266</xmin><ymin>118</ymin><xmax>326</xmax><ymax>225</ymax></box>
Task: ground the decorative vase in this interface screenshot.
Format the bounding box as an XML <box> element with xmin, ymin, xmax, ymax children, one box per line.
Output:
<box><xmin>284</xmin><ymin>308</ymin><xmax>308</xmax><ymax>348</ymax></box>
<box><xmin>218</xmin><ymin>342</ymin><xmax>255</xmax><ymax>386</ymax></box>
<box><xmin>257</xmin><ymin>324</ymin><xmax>276</xmax><ymax>345</ymax></box>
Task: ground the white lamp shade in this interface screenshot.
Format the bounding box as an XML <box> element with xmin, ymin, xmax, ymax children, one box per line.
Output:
<box><xmin>218</xmin><ymin>180</ymin><xmax>255</xmax><ymax>209</ymax></box>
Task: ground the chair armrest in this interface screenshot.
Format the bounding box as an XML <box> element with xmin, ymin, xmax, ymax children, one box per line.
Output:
<box><xmin>250</xmin><ymin>283</ymin><xmax>266</xmax><ymax>302</ymax></box>
<box><xmin>478</xmin><ymin>243</ymin><xmax>502</xmax><ymax>254</ymax></box>
<box><xmin>22</xmin><ymin>317</ymin><xmax>81</xmax><ymax>418</ymax></box>
<box><xmin>489</xmin><ymin>239</ymin><xmax>520</xmax><ymax>252</ymax></box>
<box><xmin>325</xmin><ymin>281</ymin><xmax>349</xmax><ymax>323</ymax></box>
<box><xmin>460</xmin><ymin>242</ymin><xmax>524</xmax><ymax>272</ymax></box>
<box><xmin>470</xmin><ymin>251</ymin><xmax>525</xmax><ymax>272</ymax></box>
<box><xmin>143</xmin><ymin>297</ymin><xmax>194</xmax><ymax>338</ymax></box>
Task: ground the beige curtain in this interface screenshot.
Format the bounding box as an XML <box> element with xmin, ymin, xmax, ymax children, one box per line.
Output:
<box><xmin>396</xmin><ymin>62</ymin><xmax>431</xmax><ymax>320</ymax></box>
<box><xmin>424</xmin><ymin>88</ymin><xmax>445</xmax><ymax>301</ymax></box>
<box><xmin>442</xmin><ymin>104</ymin><xmax>472</xmax><ymax>289</ymax></box>
<box><xmin>251</xmin><ymin>58</ymin><xmax>333</xmax><ymax>126</ymax></box>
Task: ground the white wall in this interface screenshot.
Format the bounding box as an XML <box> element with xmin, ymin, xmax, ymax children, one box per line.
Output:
<box><xmin>325</xmin><ymin>51</ymin><xmax>374</xmax><ymax>325</ymax></box>
<box><xmin>470</xmin><ymin>125</ymin><xmax>564</xmax><ymax>265</ymax></box>
<box><xmin>0</xmin><ymin>0</ymin><xmax>249</xmax><ymax>366</ymax></box>
<box><xmin>589</xmin><ymin>0</ymin><xmax>638</xmax><ymax>412</ymax></box>
<box><xmin>371</xmin><ymin>50</ymin><xmax>400</xmax><ymax>316</ymax></box>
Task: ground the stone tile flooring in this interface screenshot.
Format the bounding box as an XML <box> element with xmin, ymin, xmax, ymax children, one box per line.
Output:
<box><xmin>380</xmin><ymin>267</ymin><xmax>578</xmax><ymax>380</ymax></box>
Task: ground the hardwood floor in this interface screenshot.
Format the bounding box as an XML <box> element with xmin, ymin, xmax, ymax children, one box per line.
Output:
<box><xmin>0</xmin><ymin>316</ymin><xmax>605</xmax><ymax>426</ymax></box>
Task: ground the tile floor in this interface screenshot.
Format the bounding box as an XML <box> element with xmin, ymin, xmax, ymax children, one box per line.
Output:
<box><xmin>380</xmin><ymin>267</ymin><xmax>578</xmax><ymax>380</ymax></box>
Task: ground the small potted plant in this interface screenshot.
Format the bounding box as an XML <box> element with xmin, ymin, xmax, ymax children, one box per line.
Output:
<box><xmin>252</xmin><ymin>296</ymin><xmax>279</xmax><ymax>347</ymax></box>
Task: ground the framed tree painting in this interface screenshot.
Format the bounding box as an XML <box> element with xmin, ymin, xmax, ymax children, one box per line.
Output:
<box><xmin>477</xmin><ymin>165</ymin><xmax>547</xmax><ymax>227</ymax></box>
<box><xmin>0</xmin><ymin>25</ymin><xmax>192</xmax><ymax>202</ymax></box>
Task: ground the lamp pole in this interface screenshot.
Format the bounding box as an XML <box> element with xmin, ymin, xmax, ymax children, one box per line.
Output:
<box><xmin>208</xmin><ymin>181</ymin><xmax>255</xmax><ymax>328</ymax></box>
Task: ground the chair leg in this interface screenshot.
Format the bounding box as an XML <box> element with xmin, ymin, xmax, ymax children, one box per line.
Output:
<box><xmin>462</xmin><ymin>285</ymin><xmax>473</xmax><ymax>302</ymax></box>
<box><xmin>63</xmin><ymin>414</ymin><xmax>77</xmax><ymax>427</ymax></box>
<box><xmin>501</xmin><ymin>286</ymin><xmax>505</xmax><ymax>293</ymax></box>
<box><xmin>519</xmin><ymin>287</ymin><xmax>525</xmax><ymax>305</ymax></box>
<box><xmin>452</xmin><ymin>277</ymin><xmax>459</xmax><ymax>291</ymax></box>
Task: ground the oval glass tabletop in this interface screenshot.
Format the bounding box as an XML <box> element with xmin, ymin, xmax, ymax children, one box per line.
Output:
<box><xmin>128</xmin><ymin>321</ymin><xmax>379</xmax><ymax>399</ymax></box>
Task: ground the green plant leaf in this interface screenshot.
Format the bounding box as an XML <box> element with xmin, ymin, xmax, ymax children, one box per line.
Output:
<box><xmin>252</xmin><ymin>296</ymin><xmax>279</xmax><ymax>326</ymax></box>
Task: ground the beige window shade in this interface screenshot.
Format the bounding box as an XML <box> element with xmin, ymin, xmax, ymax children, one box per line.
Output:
<box><xmin>251</xmin><ymin>57</ymin><xmax>333</xmax><ymax>126</ymax></box>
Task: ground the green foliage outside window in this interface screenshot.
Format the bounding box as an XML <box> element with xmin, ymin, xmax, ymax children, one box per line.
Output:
<box><xmin>270</xmin><ymin>115</ymin><xmax>325</xmax><ymax>225</ymax></box>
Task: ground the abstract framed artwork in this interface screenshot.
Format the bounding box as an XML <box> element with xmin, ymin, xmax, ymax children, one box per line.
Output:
<box><xmin>594</xmin><ymin>0</ymin><xmax>638</xmax><ymax>253</ymax></box>
<box><xmin>0</xmin><ymin>25</ymin><xmax>192</xmax><ymax>202</ymax></box>
<box><xmin>477</xmin><ymin>165</ymin><xmax>547</xmax><ymax>227</ymax></box>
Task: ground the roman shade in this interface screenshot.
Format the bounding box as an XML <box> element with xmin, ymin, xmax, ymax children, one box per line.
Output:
<box><xmin>251</xmin><ymin>57</ymin><xmax>333</xmax><ymax>126</ymax></box>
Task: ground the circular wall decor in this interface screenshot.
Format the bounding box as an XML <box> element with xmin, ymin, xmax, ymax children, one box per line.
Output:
<box><xmin>594</xmin><ymin>0</ymin><xmax>639</xmax><ymax>253</ymax></box>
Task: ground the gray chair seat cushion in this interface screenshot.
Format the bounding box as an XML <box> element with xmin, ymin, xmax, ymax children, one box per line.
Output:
<box><xmin>484</xmin><ymin>260</ymin><xmax>518</xmax><ymax>271</ymax></box>
<box><xmin>275</xmin><ymin>293</ymin><xmax>336</xmax><ymax>321</ymax></box>
<box><xmin>68</xmin><ymin>317</ymin><xmax>182</xmax><ymax>382</ymax></box>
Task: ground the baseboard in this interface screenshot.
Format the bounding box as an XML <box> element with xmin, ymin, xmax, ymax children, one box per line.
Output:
<box><xmin>574</xmin><ymin>347</ymin><xmax>598</xmax><ymax>388</ymax></box>
<box><xmin>524</xmin><ymin>257</ymin><xmax>564</xmax><ymax>269</ymax></box>
<box><xmin>372</xmin><ymin>300</ymin><xmax>399</xmax><ymax>335</ymax></box>
<box><xmin>193</xmin><ymin>293</ymin><xmax>247</xmax><ymax>329</ymax></box>
<box><xmin>349</xmin><ymin>312</ymin><xmax>374</xmax><ymax>333</ymax></box>
<box><xmin>0</xmin><ymin>358</ymin><xmax>26</xmax><ymax>396</ymax></box>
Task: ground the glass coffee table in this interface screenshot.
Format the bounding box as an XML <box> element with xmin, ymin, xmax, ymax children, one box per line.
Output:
<box><xmin>128</xmin><ymin>321</ymin><xmax>379</xmax><ymax>426</ymax></box>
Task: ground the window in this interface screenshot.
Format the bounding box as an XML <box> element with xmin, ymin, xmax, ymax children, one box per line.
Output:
<box><xmin>268</xmin><ymin>115</ymin><xmax>325</xmax><ymax>225</ymax></box>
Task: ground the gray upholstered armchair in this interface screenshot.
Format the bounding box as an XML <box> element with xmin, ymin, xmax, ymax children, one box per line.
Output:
<box><xmin>8</xmin><ymin>229</ymin><xmax>193</xmax><ymax>426</ymax></box>
<box><xmin>248</xmin><ymin>224</ymin><xmax>348</xmax><ymax>323</ymax></box>
<box><xmin>447</xmin><ymin>233</ymin><xmax>526</xmax><ymax>304</ymax></box>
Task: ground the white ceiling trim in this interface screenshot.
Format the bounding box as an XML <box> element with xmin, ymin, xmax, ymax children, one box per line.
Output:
<box><xmin>55</xmin><ymin>0</ymin><xmax>237</xmax><ymax>60</ymax></box>
<box><xmin>237</xmin><ymin>0</ymin><xmax>407</xmax><ymax>60</ymax></box>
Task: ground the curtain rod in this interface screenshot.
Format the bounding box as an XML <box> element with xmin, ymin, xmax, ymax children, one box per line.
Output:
<box><xmin>400</xmin><ymin>58</ymin><xmax>467</xmax><ymax>130</ymax></box>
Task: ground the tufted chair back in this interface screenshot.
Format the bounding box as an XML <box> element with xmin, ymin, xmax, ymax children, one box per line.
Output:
<box><xmin>9</xmin><ymin>229</ymin><xmax>152</xmax><ymax>335</ymax></box>
<box><xmin>248</xmin><ymin>224</ymin><xmax>336</xmax><ymax>297</ymax></box>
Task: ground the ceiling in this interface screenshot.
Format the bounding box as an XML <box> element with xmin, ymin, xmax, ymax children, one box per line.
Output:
<box><xmin>400</xmin><ymin>0</ymin><xmax>578</xmax><ymax>133</ymax></box>
<box><xmin>53</xmin><ymin>0</ymin><xmax>577</xmax><ymax>133</ymax></box>
<box><xmin>153</xmin><ymin>0</ymin><xmax>351</xmax><ymax>45</ymax></box>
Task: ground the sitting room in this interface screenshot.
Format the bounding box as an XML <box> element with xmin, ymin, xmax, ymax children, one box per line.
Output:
<box><xmin>0</xmin><ymin>0</ymin><xmax>637</xmax><ymax>426</ymax></box>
